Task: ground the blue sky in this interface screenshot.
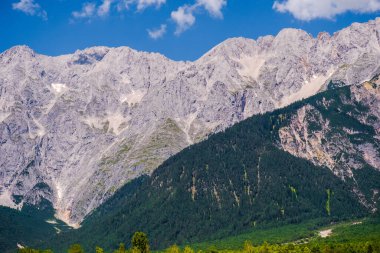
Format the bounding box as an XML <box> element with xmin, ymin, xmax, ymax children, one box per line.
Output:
<box><xmin>2</xmin><ymin>0</ymin><xmax>380</xmax><ymax>61</ymax></box>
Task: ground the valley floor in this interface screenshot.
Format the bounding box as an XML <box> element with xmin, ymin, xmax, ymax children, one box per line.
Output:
<box><xmin>187</xmin><ymin>217</ymin><xmax>380</xmax><ymax>251</ymax></box>
<box><xmin>18</xmin><ymin>216</ymin><xmax>380</xmax><ymax>253</ymax></box>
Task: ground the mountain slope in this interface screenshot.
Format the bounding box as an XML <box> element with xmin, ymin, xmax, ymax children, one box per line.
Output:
<box><xmin>2</xmin><ymin>19</ymin><xmax>380</xmax><ymax>225</ymax></box>
<box><xmin>44</xmin><ymin>79</ymin><xmax>380</xmax><ymax>252</ymax></box>
<box><xmin>278</xmin><ymin>78</ymin><xmax>380</xmax><ymax>211</ymax></box>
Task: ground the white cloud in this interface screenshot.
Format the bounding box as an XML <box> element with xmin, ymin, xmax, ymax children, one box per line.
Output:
<box><xmin>136</xmin><ymin>0</ymin><xmax>166</xmax><ymax>11</ymax></box>
<box><xmin>116</xmin><ymin>0</ymin><xmax>165</xmax><ymax>11</ymax></box>
<box><xmin>98</xmin><ymin>0</ymin><xmax>113</xmax><ymax>16</ymax></box>
<box><xmin>196</xmin><ymin>0</ymin><xmax>226</xmax><ymax>18</ymax></box>
<box><xmin>12</xmin><ymin>0</ymin><xmax>47</xmax><ymax>20</ymax></box>
<box><xmin>12</xmin><ymin>0</ymin><xmax>38</xmax><ymax>15</ymax></box>
<box><xmin>147</xmin><ymin>24</ymin><xmax>167</xmax><ymax>39</ymax></box>
<box><xmin>116</xmin><ymin>0</ymin><xmax>133</xmax><ymax>11</ymax></box>
<box><xmin>72</xmin><ymin>0</ymin><xmax>165</xmax><ymax>20</ymax></box>
<box><xmin>171</xmin><ymin>0</ymin><xmax>227</xmax><ymax>35</ymax></box>
<box><xmin>171</xmin><ymin>5</ymin><xmax>196</xmax><ymax>35</ymax></box>
<box><xmin>72</xmin><ymin>2</ymin><xmax>96</xmax><ymax>19</ymax></box>
<box><xmin>71</xmin><ymin>0</ymin><xmax>226</xmax><ymax>34</ymax></box>
<box><xmin>273</xmin><ymin>0</ymin><xmax>380</xmax><ymax>21</ymax></box>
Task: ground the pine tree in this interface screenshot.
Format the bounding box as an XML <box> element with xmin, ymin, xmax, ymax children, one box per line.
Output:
<box><xmin>243</xmin><ymin>241</ymin><xmax>254</xmax><ymax>253</ymax></box>
<box><xmin>165</xmin><ymin>245</ymin><xmax>180</xmax><ymax>253</ymax></box>
<box><xmin>132</xmin><ymin>232</ymin><xmax>150</xmax><ymax>253</ymax></box>
<box><xmin>68</xmin><ymin>244</ymin><xmax>84</xmax><ymax>253</ymax></box>
<box><xmin>184</xmin><ymin>246</ymin><xmax>194</xmax><ymax>253</ymax></box>
<box><xmin>96</xmin><ymin>246</ymin><xmax>105</xmax><ymax>253</ymax></box>
<box><xmin>114</xmin><ymin>243</ymin><xmax>126</xmax><ymax>253</ymax></box>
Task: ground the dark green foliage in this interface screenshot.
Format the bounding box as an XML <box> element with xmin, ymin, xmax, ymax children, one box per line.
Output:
<box><xmin>18</xmin><ymin>249</ymin><xmax>53</xmax><ymax>253</ymax></box>
<box><xmin>191</xmin><ymin>218</ymin><xmax>380</xmax><ymax>251</ymax></box>
<box><xmin>114</xmin><ymin>243</ymin><xmax>126</xmax><ymax>253</ymax></box>
<box><xmin>189</xmin><ymin>219</ymin><xmax>324</xmax><ymax>250</ymax></box>
<box><xmin>17</xmin><ymin>240</ymin><xmax>380</xmax><ymax>253</ymax></box>
<box><xmin>165</xmin><ymin>244</ymin><xmax>181</xmax><ymax>253</ymax></box>
<box><xmin>132</xmin><ymin>232</ymin><xmax>150</xmax><ymax>253</ymax></box>
<box><xmin>22</xmin><ymin>230</ymin><xmax>380</xmax><ymax>253</ymax></box>
<box><xmin>15</xmin><ymin>218</ymin><xmax>380</xmax><ymax>253</ymax></box>
<box><xmin>95</xmin><ymin>246</ymin><xmax>104</xmax><ymax>253</ymax></box>
<box><xmin>68</xmin><ymin>244</ymin><xmax>84</xmax><ymax>253</ymax></box>
<box><xmin>0</xmin><ymin>201</ymin><xmax>71</xmax><ymax>253</ymax></box>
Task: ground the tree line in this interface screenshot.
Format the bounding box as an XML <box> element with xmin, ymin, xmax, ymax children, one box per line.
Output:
<box><xmin>17</xmin><ymin>231</ymin><xmax>380</xmax><ymax>253</ymax></box>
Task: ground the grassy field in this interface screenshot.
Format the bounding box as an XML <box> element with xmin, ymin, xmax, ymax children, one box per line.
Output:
<box><xmin>16</xmin><ymin>216</ymin><xmax>380</xmax><ymax>253</ymax></box>
<box><xmin>185</xmin><ymin>217</ymin><xmax>380</xmax><ymax>251</ymax></box>
<box><xmin>311</xmin><ymin>217</ymin><xmax>380</xmax><ymax>243</ymax></box>
<box><xmin>187</xmin><ymin>219</ymin><xmax>325</xmax><ymax>251</ymax></box>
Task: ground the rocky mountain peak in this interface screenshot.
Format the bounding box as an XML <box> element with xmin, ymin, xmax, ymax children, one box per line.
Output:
<box><xmin>71</xmin><ymin>46</ymin><xmax>111</xmax><ymax>65</ymax></box>
<box><xmin>3</xmin><ymin>45</ymin><xmax>35</xmax><ymax>55</ymax></box>
<box><xmin>199</xmin><ymin>37</ymin><xmax>256</xmax><ymax>61</ymax></box>
<box><xmin>1</xmin><ymin>19</ymin><xmax>380</xmax><ymax>226</ymax></box>
<box><xmin>275</xmin><ymin>27</ymin><xmax>311</xmax><ymax>40</ymax></box>
<box><xmin>1</xmin><ymin>45</ymin><xmax>36</xmax><ymax>62</ymax></box>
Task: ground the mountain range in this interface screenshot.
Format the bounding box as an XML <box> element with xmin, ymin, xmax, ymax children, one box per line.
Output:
<box><xmin>1</xmin><ymin>18</ymin><xmax>380</xmax><ymax>233</ymax></box>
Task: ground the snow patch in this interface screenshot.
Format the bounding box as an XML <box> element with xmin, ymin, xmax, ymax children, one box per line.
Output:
<box><xmin>121</xmin><ymin>74</ymin><xmax>131</xmax><ymax>84</ymax></box>
<box><xmin>33</xmin><ymin>118</ymin><xmax>46</xmax><ymax>137</ymax></box>
<box><xmin>175</xmin><ymin>113</ymin><xmax>198</xmax><ymax>144</ymax></box>
<box><xmin>0</xmin><ymin>189</ymin><xmax>21</xmax><ymax>210</ymax></box>
<box><xmin>43</xmin><ymin>98</ymin><xmax>59</xmax><ymax>114</ymax></box>
<box><xmin>51</xmin><ymin>83</ymin><xmax>67</xmax><ymax>93</ymax></box>
<box><xmin>46</xmin><ymin>219</ymin><xmax>58</xmax><ymax>224</ymax></box>
<box><xmin>237</xmin><ymin>55</ymin><xmax>266</xmax><ymax>81</ymax></box>
<box><xmin>280</xmin><ymin>70</ymin><xmax>335</xmax><ymax>107</ymax></box>
<box><xmin>55</xmin><ymin>182</ymin><xmax>63</xmax><ymax>202</ymax></box>
<box><xmin>107</xmin><ymin>113</ymin><xmax>130</xmax><ymax>135</ymax></box>
<box><xmin>54</xmin><ymin>226</ymin><xmax>62</xmax><ymax>234</ymax></box>
<box><xmin>120</xmin><ymin>90</ymin><xmax>146</xmax><ymax>106</ymax></box>
<box><xmin>54</xmin><ymin>209</ymin><xmax>81</xmax><ymax>229</ymax></box>
<box><xmin>44</xmin><ymin>83</ymin><xmax>68</xmax><ymax>114</ymax></box>
<box><xmin>82</xmin><ymin>113</ymin><xmax>130</xmax><ymax>135</ymax></box>
<box><xmin>319</xmin><ymin>229</ymin><xmax>332</xmax><ymax>238</ymax></box>
<box><xmin>27</xmin><ymin>117</ymin><xmax>46</xmax><ymax>139</ymax></box>
<box><xmin>53</xmin><ymin>183</ymin><xmax>80</xmax><ymax>229</ymax></box>
<box><xmin>0</xmin><ymin>112</ymin><xmax>10</xmax><ymax>123</ymax></box>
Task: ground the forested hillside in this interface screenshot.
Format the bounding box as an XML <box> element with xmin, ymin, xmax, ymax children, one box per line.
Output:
<box><xmin>44</xmin><ymin>83</ymin><xmax>380</xmax><ymax>252</ymax></box>
<box><xmin>0</xmin><ymin>201</ymin><xmax>71</xmax><ymax>252</ymax></box>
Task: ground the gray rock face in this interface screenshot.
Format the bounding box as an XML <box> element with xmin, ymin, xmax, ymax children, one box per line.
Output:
<box><xmin>279</xmin><ymin>77</ymin><xmax>380</xmax><ymax>211</ymax></box>
<box><xmin>1</xmin><ymin>19</ymin><xmax>380</xmax><ymax>226</ymax></box>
